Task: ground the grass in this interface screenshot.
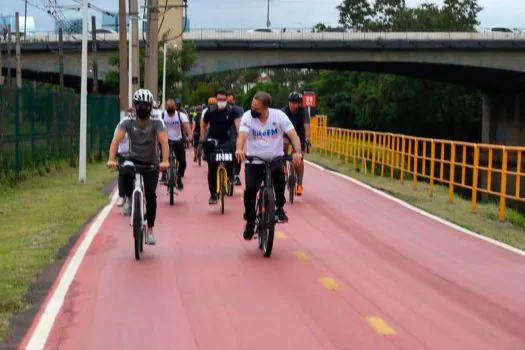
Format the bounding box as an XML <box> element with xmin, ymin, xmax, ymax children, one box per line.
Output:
<box><xmin>306</xmin><ymin>152</ymin><xmax>525</xmax><ymax>251</ymax></box>
<box><xmin>0</xmin><ymin>162</ymin><xmax>115</xmax><ymax>342</ymax></box>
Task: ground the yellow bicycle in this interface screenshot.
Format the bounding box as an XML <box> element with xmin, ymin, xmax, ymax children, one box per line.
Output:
<box><xmin>207</xmin><ymin>139</ymin><xmax>234</xmax><ymax>214</ymax></box>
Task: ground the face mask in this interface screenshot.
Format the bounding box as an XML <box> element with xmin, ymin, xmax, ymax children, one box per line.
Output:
<box><xmin>167</xmin><ymin>108</ymin><xmax>176</xmax><ymax>115</ymax></box>
<box><xmin>136</xmin><ymin>108</ymin><xmax>150</xmax><ymax>119</ymax></box>
<box><xmin>217</xmin><ymin>101</ymin><xmax>227</xmax><ymax>109</ymax></box>
<box><xmin>251</xmin><ymin>109</ymin><xmax>261</xmax><ymax>119</ymax></box>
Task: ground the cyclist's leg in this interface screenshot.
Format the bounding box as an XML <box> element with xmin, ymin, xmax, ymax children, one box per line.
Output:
<box><xmin>174</xmin><ymin>140</ymin><xmax>186</xmax><ymax>189</ymax></box>
<box><xmin>120</xmin><ymin>161</ymin><xmax>135</xmax><ymax>215</ymax></box>
<box><xmin>142</xmin><ymin>167</ymin><xmax>159</xmax><ymax>243</ymax></box>
<box><xmin>243</xmin><ymin>163</ymin><xmax>264</xmax><ymax>239</ymax></box>
<box><xmin>296</xmin><ymin>139</ymin><xmax>306</xmax><ymax>193</ymax></box>
<box><xmin>116</xmin><ymin>153</ymin><xmax>126</xmax><ymax>205</ymax></box>
<box><xmin>204</xmin><ymin>143</ymin><xmax>218</xmax><ymax>202</ymax></box>
<box><xmin>192</xmin><ymin>133</ymin><xmax>199</xmax><ymax>160</ymax></box>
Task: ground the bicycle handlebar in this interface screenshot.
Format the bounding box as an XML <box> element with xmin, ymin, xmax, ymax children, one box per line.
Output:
<box><xmin>245</xmin><ymin>154</ymin><xmax>292</xmax><ymax>163</ymax></box>
<box><xmin>116</xmin><ymin>163</ymin><xmax>159</xmax><ymax>171</ymax></box>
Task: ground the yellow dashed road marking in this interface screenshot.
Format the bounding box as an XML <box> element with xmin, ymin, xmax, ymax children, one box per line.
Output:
<box><xmin>365</xmin><ymin>316</ymin><xmax>397</xmax><ymax>335</ymax></box>
<box><xmin>292</xmin><ymin>251</ymin><xmax>309</xmax><ymax>260</ymax></box>
<box><xmin>319</xmin><ymin>277</ymin><xmax>340</xmax><ymax>290</ymax></box>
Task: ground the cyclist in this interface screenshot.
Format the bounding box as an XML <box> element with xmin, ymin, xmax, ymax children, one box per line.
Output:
<box><xmin>160</xmin><ymin>98</ymin><xmax>192</xmax><ymax>190</ymax></box>
<box><xmin>116</xmin><ymin>107</ymin><xmax>134</xmax><ymax>207</ymax></box>
<box><xmin>191</xmin><ymin>104</ymin><xmax>203</xmax><ymax>162</ymax></box>
<box><xmin>282</xmin><ymin>91</ymin><xmax>311</xmax><ymax>196</ymax></box>
<box><xmin>227</xmin><ymin>92</ymin><xmax>244</xmax><ymax>186</ymax></box>
<box><xmin>200</xmin><ymin>89</ymin><xmax>241</xmax><ymax>205</ymax></box>
<box><xmin>235</xmin><ymin>91</ymin><xmax>302</xmax><ymax>240</ymax></box>
<box><xmin>107</xmin><ymin>89</ymin><xmax>169</xmax><ymax>245</ymax></box>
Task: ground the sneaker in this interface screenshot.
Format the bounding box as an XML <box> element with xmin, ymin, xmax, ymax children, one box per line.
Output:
<box><xmin>123</xmin><ymin>199</ymin><xmax>131</xmax><ymax>216</ymax></box>
<box><xmin>243</xmin><ymin>222</ymin><xmax>255</xmax><ymax>240</ymax></box>
<box><xmin>209</xmin><ymin>194</ymin><xmax>218</xmax><ymax>205</ymax></box>
<box><xmin>234</xmin><ymin>175</ymin><xmax>241</xmax><ymax>186</ymax></box>
<box><xmin>116</xmin><ymin>197</ymin><xmax>125</xmax><ymax>207</ymax></box>
<box><xmin>146</xmin><ymin>231</ymin><xmax>156</xmax><ymax>245</ymax></box>
<box><xmin>177</xmin><ymin>177</ymin><xmax>184</xmax><ymax>190</ymax></box>
<box><xmin>275</xmin><ymin>207</ymin><xmax>288</xmax><ymax>223</ymax></box>
<box><xmin>296</xmin><ymin>184</ymin><xmax>303</xmax><ymax>196</ymax></box>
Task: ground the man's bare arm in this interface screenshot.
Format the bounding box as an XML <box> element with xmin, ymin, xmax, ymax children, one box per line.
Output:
<box><xmin>109</xmin><ymin>128</ymin><xmax>126</xmax><ymax>162</ymax></box>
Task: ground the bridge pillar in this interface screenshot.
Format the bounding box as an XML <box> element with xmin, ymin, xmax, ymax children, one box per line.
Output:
<box><xmin>158</xmin><ymin>0</ymin><xmax>185</xmax><ymax>48</ymax></box>
<box><xmin>480</xmin><ymin>91</ymin><xmax>525</xmax><ymax>205</ymax></box>
<box><xmin>482</xmin><ymin>92</ymin><xmax>525</xmax><ymax>145</ymax></box>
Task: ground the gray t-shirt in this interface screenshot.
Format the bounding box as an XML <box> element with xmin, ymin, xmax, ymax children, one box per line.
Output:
<box><xmin>117</xmin><ymin>117</ymin><xmax>165</xmax><ymax>164</ymax></box>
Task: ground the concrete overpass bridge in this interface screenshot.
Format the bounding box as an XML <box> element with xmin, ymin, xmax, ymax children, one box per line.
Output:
<box><xmin>2</xmin><ymin>29</ymin><xmax>525</xmax><ymax>145</ymax></box>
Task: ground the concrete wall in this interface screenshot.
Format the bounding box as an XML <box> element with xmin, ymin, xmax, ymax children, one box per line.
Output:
<box><xmin>159</xmin><ymin>0</ymin><xmax>184</xmax><ymax>47</ymax></box>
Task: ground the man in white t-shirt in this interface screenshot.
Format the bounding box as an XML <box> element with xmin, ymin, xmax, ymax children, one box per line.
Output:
<box><xmin>116</xmin><ymin>107</ymin><xmax>134</xmax><ymax>207</ymax></box>
<box><xmin>159</xmin><ymin>98</ymin><xmax>192</xmax><ymax>190</ymax></box>
<box><xmin>235</xmin><ymin>91</ymin><xmax>302</xmax><ymax>240</ymax></box>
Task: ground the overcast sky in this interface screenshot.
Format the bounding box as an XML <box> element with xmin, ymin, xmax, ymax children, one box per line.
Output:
<box><xmin>1</xmin><ymin>0</ymin><xmax>524</xmax><ymax>31</ymax></box>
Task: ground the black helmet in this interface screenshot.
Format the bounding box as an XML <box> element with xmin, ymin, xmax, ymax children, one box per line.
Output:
<box><xmin>288</xmin><ymin>91</ymin><xmax>302</xmax><ymax>101</ymax></box>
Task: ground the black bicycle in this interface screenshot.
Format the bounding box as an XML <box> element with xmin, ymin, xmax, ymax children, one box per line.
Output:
<box><xmin>246</xmin><ymin>154</ymin><xmax>292</xmax><ymax>258</ymax></box>
<box><xmin>165</xmin><ymin>141</ymin><xmax>181</xmax><ymax>205</ymax></box>
<box><xmin>117</xmin><ymin>162</ymin><xmax>159</xmax><ymax>260</ymax></box>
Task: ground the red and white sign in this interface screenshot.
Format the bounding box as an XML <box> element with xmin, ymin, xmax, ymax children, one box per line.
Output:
<box><xmin>302</xmin><ymin>92</ymin><xmax>317</xmax><ymax>107</ymax></box>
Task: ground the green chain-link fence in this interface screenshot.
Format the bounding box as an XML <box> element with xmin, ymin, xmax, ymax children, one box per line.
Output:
<box><xmin>0</xmin><ymin>85</ymin><xmax>119</xmax><ymax>180</ymax></box>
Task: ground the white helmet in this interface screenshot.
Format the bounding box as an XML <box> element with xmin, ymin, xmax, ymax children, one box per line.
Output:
<box><xmin>133</xmin><ymin>89</ymin><xmax>154</xmax><ymax>104</ymax></box>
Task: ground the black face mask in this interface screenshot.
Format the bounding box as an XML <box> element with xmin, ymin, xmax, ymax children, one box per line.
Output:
<box><xmin>251</xmin><ymin>109</ymin><xmax>261</xmax><ymax>119</ymax></box>
<box><xmin>136</xmin><ymin>108</ymin><xmax>150</xmax><ymax>119</ymax></box>
<box><xmin>166</xmin><ymin>108</ymin><xmax>176</xmax><ymax>115</ymax></box>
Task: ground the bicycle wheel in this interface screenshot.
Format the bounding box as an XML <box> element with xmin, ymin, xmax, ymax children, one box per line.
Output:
<box><xmin>288</xmin><ymin>163</ymin><xmax>295</xmax><ymax>204</ymax></box>
<box><xmin>262</xmin><ymin>188</ymin><xmax>276</xmax><ymax>257</ymax></box>
<box><xmin>256</xmin><ymin>189</ymin><xmax>264</xmax><ymax>250</ymax></box>
<box><xmin>219</xmin><ymin>168</ymin><xmax>225</xmax><ymax>214</ymax></box>
<box><xmin>132</xmin><ymin>191</ymin><xmax>142</xmax><ymax>260</ymax></box>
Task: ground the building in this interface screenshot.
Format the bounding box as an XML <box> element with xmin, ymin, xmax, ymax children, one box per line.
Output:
<box><xmin>55</xmin><ymin>18</ymin><xmax>82</xmax><ymax>34</ymax></box>
<box><xmin>0</xmin><ymin>15</ymin><xmax>35</xmax><ymax>33</ymax></box>
<box><xmin>101</xmin><ymin>13</ymin><xmax>128</xmax><ymax>32</ymax></box>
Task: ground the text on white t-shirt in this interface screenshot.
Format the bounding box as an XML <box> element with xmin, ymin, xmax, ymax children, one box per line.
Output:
<box><xmin>239</xmin><ymin>108</ymin><xmax>295</xmax><ymax>163</ymax></box>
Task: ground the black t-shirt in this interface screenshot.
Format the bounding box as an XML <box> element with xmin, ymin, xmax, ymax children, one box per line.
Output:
<box><xmin>202</xmin><ymin>105</ymin><xmax>240</xmax><ymax>140</ymax></box>
<box><xmin>281</xmin><ymin>106</ymin><xmax>309</xmax><ymax>140</ymax></box>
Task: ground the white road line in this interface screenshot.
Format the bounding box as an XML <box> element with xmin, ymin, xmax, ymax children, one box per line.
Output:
<box><xmin>304</xmin><ymin>159</ymin><xmax>525</xmax><ymax>257</ymax></box>
<box><xmin>25</xmin><ymin>191</ymin><xmax>119</xmax><ymax>349</ymax></box>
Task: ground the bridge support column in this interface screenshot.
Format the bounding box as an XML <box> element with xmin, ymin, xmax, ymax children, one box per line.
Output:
<box><xmin>480</xmin><ymin>91</ymin><xmax>525</xmax><ymax>204</ymax></box>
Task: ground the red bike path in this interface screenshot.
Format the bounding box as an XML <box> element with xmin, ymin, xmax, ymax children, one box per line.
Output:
<box><xmin>19</xmin><ymin>154</ymin><xmax>525</xmax><ymax>349</ymax></box>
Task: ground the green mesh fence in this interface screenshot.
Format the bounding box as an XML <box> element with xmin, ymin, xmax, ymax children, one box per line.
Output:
<box><xmin>0</xmin><ymin>85</ymin><xmax>120</xmax><ymax>178</ymax></box>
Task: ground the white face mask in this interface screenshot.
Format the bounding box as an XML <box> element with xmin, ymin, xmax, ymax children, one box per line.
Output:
<box><xmin>217</xmin><ymin>101</ymin><xmax>227</xmax><ymax>109</ymax></box>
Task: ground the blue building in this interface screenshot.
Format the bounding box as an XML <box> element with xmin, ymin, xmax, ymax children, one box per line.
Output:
<box><xmin>101</xmin><ymin>13</ymin><xmax>128</xmax><ymax>32</ymax></box>
<box><xmin>55</xmin><ymin>18</ymin><xmax>82</xmax><ymax>34</ymax></box>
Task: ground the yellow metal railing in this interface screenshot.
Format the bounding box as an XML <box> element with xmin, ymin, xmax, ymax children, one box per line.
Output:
<box><xmin>310</xmin><ymin>116</ymin><xmax>525</xmax><ymax>222</ymax></box>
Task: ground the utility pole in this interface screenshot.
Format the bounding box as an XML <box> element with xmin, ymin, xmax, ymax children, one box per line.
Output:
<box><xmin>128</xmin><ymin>12</ymin><xmax>132</xmax><ymax>106</ymax></box>
<box><xmin>58</xmin><ymin>28</ymin><xmax>64</xmax><ymax>90</ymax></box>
<box><xmin>24</xmin><ymin>0</ymin><xmax>28</xmax><ymax>38</ymax></box>
<box><xmin>6</xmin><ymin>24</ymin><xmax>11</xmax><ymax>86</ymax></box>
<box><xmin>79</xmin><ymin>0</ymin><xmax>89</xmax><ymax>183</ymax></box>
<box><xmin>145</xmin><ymin>0</ymin><xmax>159</xmax><ymax>99</ymax></box>
<box><xmin>0</xmin><ymin>38</ymin><xmax>3</xmax><ymax>85</ymax></box>
<box><xmin>266</xmin><ymin>0</ymin><xmax>271</xmax><ymax>28</ymax></box>
<box><xmin>15</xmin><ymin>12</ymin><xmax>22</xmax><ymax>88</ymax></box>
<box><xmin>130</xmin><ymin>0</ymin><xmax>139</xmax><ymax>93</ymax></box>
<box><xmin>119</xmin><ymin>0</ymin><xmax>128</xmax><ymax>113</ymax></box>
<box><xmin>91</xmin><ymin>16</ymin><xmax>98</xmax><ymax>93</ymax></box>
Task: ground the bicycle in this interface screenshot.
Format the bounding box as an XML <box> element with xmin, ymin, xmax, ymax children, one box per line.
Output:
<box><xmin>207</xmin><ymin>138</ymin><xmax>235</xmax><ymax>215</ymax></box>
<box><xmin>117</xmin><ymin>161</ymin><xmax>158</xmax><ymax>260</ymax></box>
<box><xmin>285</xmin><ymin>141</ymin><xmax>310</xmax><ymax>204</ymax></box>
<box><xmin>246</xmin><ymin>154</ymin><xmax>292</xmax><ymax>258</ymax></box>
<box><xmin>165</xmin><ymin>141</ymin><xmax>180</xmax><ymax>205</ymax></box>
